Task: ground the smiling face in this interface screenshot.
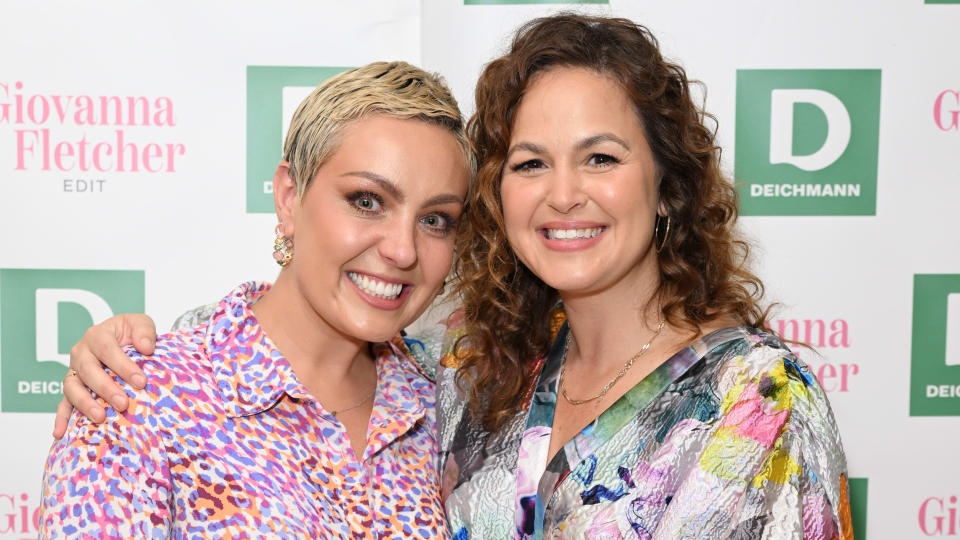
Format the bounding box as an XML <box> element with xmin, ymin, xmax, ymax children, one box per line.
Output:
<box><xmin>501</xmin><ymin>67</ymin><xmax>662</xmax><ymax>297</ymax></box>
<box><xmin>280</xmin><ymin>115</ymin><xmax>468</xmax><ymax>342</ymax></box>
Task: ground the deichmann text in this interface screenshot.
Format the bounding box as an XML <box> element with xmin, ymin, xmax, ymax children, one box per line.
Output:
<box><xmin>749</xmin><ymin>183</ymin><xmax>862</xmax><ymax>198</ymax></box>
<box><xmin>927</xmin><ymin>385</ymin><xmax>960</xmax><ymax>398</ymax></box>
<box><xmin>1</xmin><ymin>81</ymin><xmax>186</xmax><ymax>173</ymax></box>
<box><xmin>17</xmin><ymin>380</ymin><xmax>61</xmax><ymax>394</ymax></box>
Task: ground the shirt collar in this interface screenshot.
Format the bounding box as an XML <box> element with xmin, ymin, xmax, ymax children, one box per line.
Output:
<box><xmin>206</xmin><ymin>282</ymin><xmax>308</xmax><ymax>418</ymax></box>
<box><xmin>206</xmin><ymin>282</ymin><xmax>433</xmax><ymax>427</ymax></box>
<box><xmin>362</xmin><ymin>337</ymin><xmax>433</xmax><ymax>459</ymax></box>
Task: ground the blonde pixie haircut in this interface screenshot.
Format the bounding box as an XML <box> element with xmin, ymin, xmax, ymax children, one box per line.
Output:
<box><xmin>282</xmin><ymin>61</ymin><xmax>474</xmax><ymax>198</ymax></box>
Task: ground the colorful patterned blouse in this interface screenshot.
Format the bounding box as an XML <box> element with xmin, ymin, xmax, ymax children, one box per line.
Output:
<box><xmin>40</xmin><ymin>282</ymin><xmax>449</xmax><ymax>539</ymax></box>
<box><xmin>436</xmin><ymin>313</ymin><xmax>852</xmax><ymax>539</ymax></box>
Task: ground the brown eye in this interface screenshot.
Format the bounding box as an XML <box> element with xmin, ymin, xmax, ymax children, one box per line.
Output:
<box><xmin>511</xmin><ymin>159</ymin><xmax>545</xmax><ymax>173</ymax></box>
<box><xmin>588</xmin><ymin>153</ymin><xmax>619</xmax><ymax>166</ymax></box>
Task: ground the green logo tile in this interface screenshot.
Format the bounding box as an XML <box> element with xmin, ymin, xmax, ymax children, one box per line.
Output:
<box><xmin>0</xmin><ymin>269</ymin><xmax>144</xmax><ymax>412</ymax></box>
<box><xmin>735</xmin><ymin>69</ymin><xmax>881</xmax><ymax>216</ymax></box>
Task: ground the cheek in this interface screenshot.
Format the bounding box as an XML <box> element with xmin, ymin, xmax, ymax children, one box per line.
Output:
<box><xmin>499</xmin><ymin>181</ymin><xmax>532</xmax><ymax>242</ymax></box>
<box><xmin>419</xmin><ymin>237</ymin><xmax>456</xmax><ymax>281</ymax></box>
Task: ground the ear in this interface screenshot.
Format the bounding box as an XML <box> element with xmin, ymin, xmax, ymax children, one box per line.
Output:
<box><xmin>273</xmin><ymin>162</ymin><xmax>298</xmax><ymax>237</ymax></box>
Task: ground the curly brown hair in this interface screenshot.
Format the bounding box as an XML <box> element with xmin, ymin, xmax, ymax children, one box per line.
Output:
<box><xmin>451</xmin><ymin>14</ymin><xmax>772</xmax><ymax>431</ymax></box>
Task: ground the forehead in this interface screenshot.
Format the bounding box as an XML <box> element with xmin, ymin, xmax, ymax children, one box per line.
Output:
<box><xmin>511</xmin><ymin>67</ymin><xmax>643</xmax><ymax>140</ymax></box>
<box><xmin>323</xmin><ymin>115</ymin><xmax>469</xmax><ymax>197</ymax></box>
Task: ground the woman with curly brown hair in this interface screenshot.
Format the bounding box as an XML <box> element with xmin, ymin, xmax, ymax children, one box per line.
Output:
<box><xmin>437</xmin><ymin>14</ymin><xmax>851</xmax><ymax>539</ymax></box>
<box><xmin>55</xmin><ymin>14</ymin><xmax>850</xmax><ymax>540</ymax></box>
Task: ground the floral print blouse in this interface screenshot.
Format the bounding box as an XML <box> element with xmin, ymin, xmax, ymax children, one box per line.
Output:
<box><xmin>40</xmin><ymin>282</ymin><xmax>449</xmax><ymax>539</ymax></box>
<box><xmin>436</xmin><ymin>311</ymin><xmax>852</xmax><ymax>539</ymax></box>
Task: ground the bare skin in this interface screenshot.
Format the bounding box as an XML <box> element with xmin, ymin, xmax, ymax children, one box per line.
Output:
<box><xmin>55</xmin><ymin>115</ymin><xmax>469</xmax><ymax>461</ymax></box>
<box><xmin>57</xmin><ymin>70</ymin><xmax>741</xmax><ymax>470</ymax></box>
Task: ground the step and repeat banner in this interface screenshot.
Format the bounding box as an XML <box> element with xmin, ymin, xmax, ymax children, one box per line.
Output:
<box><xmin>1</xmin><ymin>1</ymin><xmax>957</xmax><ymax>538</ymax></box>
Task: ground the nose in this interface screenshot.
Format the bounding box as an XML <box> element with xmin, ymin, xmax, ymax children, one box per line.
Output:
<box><xmin>545</xmin><ymin>166</ymin><xmax>587</xmax><ymax>214</ymax></box>
<box><xmin>378</xmin><ymin>221</ymin><xmax>418</xmax><ymax>269</ymax></box>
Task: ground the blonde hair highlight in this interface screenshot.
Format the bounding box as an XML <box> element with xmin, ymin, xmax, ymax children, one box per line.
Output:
<box><xmin>282</xmin><ymin>61</ymin><xmax>474</xmax><ymax>197</ymax></box>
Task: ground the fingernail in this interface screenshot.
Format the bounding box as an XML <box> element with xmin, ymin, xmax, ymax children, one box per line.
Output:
<box><xmin>132</xmin><ymin>374</ymin><xmax>146</xmax><ymax>388</ymax></box>
<box><xmin>139</xmin><ymin>338</ymin><xmax>152</xmax><ymax>350</ymax></box>
<box><xmin>111</xmin><ymin>394</ymin><xmax>128</xmax><ymax>410</ymax></box>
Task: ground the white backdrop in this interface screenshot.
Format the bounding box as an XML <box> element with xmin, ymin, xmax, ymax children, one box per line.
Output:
<box><xmin>2</xmin><ymin>1</ymin><xmax>959</xmax><ymax>538</ymax></box>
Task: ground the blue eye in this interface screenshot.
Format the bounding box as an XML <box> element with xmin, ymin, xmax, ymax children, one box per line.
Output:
<box><xmin>420</xmin><ymin>212</ymin><xmax>456</xmax><ymax>236</ymax></box>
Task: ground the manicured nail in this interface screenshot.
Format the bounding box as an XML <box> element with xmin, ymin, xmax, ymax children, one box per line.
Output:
<box><xmin>132</xmin><ymin>374</ymin><xmax>146</xmax><ymax>388</ymax></box>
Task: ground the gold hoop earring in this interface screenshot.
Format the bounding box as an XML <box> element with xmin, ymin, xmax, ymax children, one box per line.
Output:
<box><xmin>273</xmin><ymin>224</ymin><xmax>294</xmax><ymax>266</ymax></box>
<box><xmin>654</xmin><ymin>214</ymin><xmax>671</xmax><ymax>253</ymax></box>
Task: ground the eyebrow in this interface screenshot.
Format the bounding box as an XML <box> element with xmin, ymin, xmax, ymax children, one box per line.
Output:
<box><xmin>423</xmin><ymin>193</ymin><xmax>464</xmax><ymax>207</ymax></box>
<box><xmin>577</xmin><ymin>133</ymin><xmax>630</xmax><ymax>152</ymax></box>
<box><xmin>343</xmin><ymin>170</ymin><xmax>463</xmax><ymax>208</ymax></box>
<box><xmin>505</xmin><ymin>133</ymin><xmax>630</xmax><ymax>160</ymax></box>
<box><xmin>505</xmin><ymin>141</ymin><xmax>547</xmax><ymax>160</ymax></box>
<box><xmin>342</xmin><ymin>170</ymin><xmax>404</xmax><ymax>202</ymax></box>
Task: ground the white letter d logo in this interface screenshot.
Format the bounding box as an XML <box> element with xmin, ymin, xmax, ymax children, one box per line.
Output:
<box><xmin>769</xmin><ymin>89</ymin><xmax>851</xmax><ymax>171</ymax></box>
<box><xmin>35</xmin><ymin>289</ymin><xmax>113</xmax><ymax>366</ymax></box>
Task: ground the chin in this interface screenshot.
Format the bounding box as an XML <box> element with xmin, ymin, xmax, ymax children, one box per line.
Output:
<box><xmin>534</xmin><ymin>268</ymin><xmax>599</xmax><ymax>293</ymax></box>
<box><xmin>346</xmin><ymin>313</ymin><xmax>416</xmax><ymax>343</ymax></box>
<box><xmin>348</xmin><ymin>322</ymin><xmax>406</xmax><ymax>343</ymax></box>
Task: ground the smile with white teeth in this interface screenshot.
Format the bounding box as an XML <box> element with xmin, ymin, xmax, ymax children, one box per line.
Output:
<box><xmin>544</xmin><ymin>227</ymin><xmax>604</xmax><ymax>240</ymax></box>
<box><xmin>348</xmin><ymin>272</ymin><xmax>404</xmax><ymax>299</ymax></box>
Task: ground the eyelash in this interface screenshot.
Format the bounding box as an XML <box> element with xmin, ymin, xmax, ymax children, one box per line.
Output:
<box><xmin>509</xmin><ymin>153</ymin><xmax>620</xmax><ymax>173</ymax></box>
<box><xmin>347</xmin><ymin>191</ymin><xmax>457</xmax><ymax>236</ymax></box>
<box><xmin>421</xmin><ymin>212</ymin><xmax>457</xmax><ymax>236</ymax></box>
<box><xmin>588</xmin><ymin>153</ymin><xmax>620</xmax><ymax>167</ymax></box>
<box><xmin>510</xmin><ymin>159</ymin><xmax>544</xmax><ymax>173</ymax></box>
<box><xmin>347</xmin><ymin>191</ymin><xmax>384</xmax><ymax>215</ymax></box>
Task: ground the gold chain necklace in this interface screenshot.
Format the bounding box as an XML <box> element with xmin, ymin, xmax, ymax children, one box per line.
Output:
<box><xmin>558</xmin><ymin>319</ymin><xmax>665</xmax><ymax>406</ymax></box>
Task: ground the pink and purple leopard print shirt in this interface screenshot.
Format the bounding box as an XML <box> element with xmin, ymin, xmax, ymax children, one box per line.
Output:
<box><xmin>40</xmin><ymin>281</ymin><xmax>449</xmax><ymax>539</ymax></box>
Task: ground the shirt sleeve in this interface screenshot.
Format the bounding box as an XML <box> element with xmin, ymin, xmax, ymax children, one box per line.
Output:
<box><xmin>39</xmin><ymin>386</ymin><xmax>172</xmax><ymax>539</ymax></box>
<box><xmin>729</xmin><ymin>353</ymin><xmax>853</xmax><ymax>540</ymax></box>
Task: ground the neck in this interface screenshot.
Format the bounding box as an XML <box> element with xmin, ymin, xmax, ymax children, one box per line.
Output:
<box><xmin>251</xmin><ymin>270</ymin><xmax>371</xmax><ymax>387</ymax></box>
<box><xmin>558</xmin><ymin>258</ymin><xmax>663</xmax><ymax>368</ymax></box>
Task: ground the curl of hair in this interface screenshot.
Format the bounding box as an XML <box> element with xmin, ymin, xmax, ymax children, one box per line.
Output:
<box><xmin>452</xmin><ymin>14</ymin><xmax>771</xmax><ymax>431</ymax></box>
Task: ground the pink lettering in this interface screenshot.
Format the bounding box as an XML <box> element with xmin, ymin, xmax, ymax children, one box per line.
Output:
<box><xmin>155</xmin><ymin>96</ymin><xmax>174</xmax><ymax>126</ymax></box>
<box><xmin>817</xmin><ymin>364</ymin><xmax>837</xmax><ymax>392</ymax></box>
<box><xmin>920</xmin><ymin>497</ymin><xmax>944</xmax><ymax>535</ymax></box>
<box><xmin>165</xmin><ymin>143</ymin><xmax>185</xmax><ymax>172</ymax></box>
<box><xmin>51</xmin><ymin>94</ymin><xmax>71</xmax><ymax>124</ymax></box>
<box><xmin>26</xmin><ymin>94</ymin><xmax>48</xmax><ymax>124</ymax></box>
<box><xmin>75</xmin><ymin>95</ymin><xmax>94</xmax><ymax>125</ymax></box>
<box><xmin>0</xmin><ymin>493</ymin><xmax>14</xmax><ymax>534</ymax></box>
<box><xmin>0</xmin><ymin>82</ymin><xmax>8</xmax><ymax>123</ymax></box>
<box><xmin>14</xmin><ymin>129</ymin><xmax>37</xmax><ymax>170</ymax></box>
<box><xmin>53</xmin><ymin>141</ymin><xmax>74</xmax><ymax>170</ymax></box>
<box><xmin>934</xmin><ymin>90</ymin><xmax>960</xmax><ymax>131</ymax></box>
<box><xmin>93</xmin><ymin>142</ymin><xmax>112</xmax><ymax>171</ymax></box>
<box><xmin>14</xmin><ymin>81</ymin><xmax>23</xmax><ymax>123</ymax></box>
<box><xmin>829</xmin><ymin>319</ymin><xmax>850</xmax><ymax>348</ymax></box>
<box><xmin>115</xmin><ymin>129</ymin><xmax>138</xmax><ymax>172</ymax></box>
<box><xmin>143</xmin><ymin>143</ymin><xmax>162</xmax><ymax>172</ymax></box>
<box><xmin>0</xmin><ymin>493</ymin><xmax>36</xmax><ymax>535</ymax></box>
